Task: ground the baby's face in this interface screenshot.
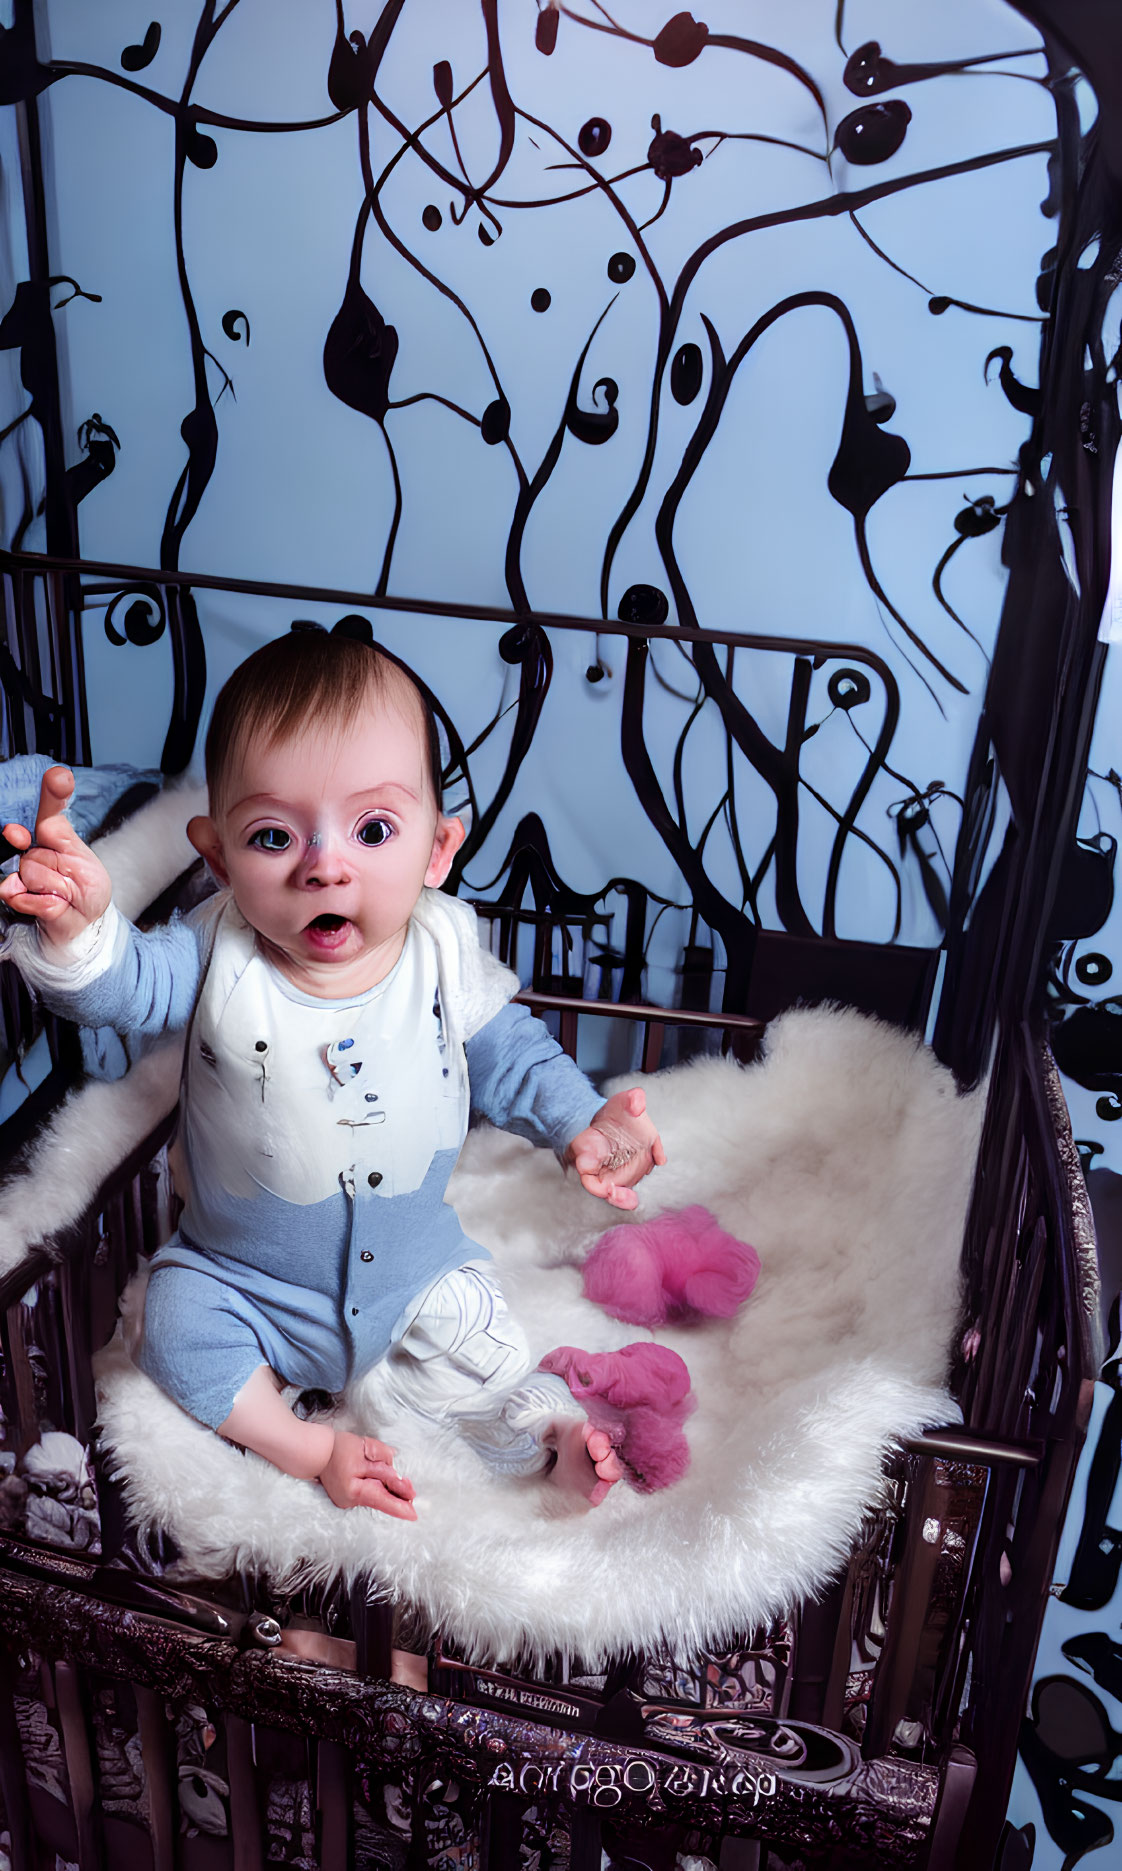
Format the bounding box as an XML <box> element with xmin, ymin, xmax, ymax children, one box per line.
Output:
<box><xmin>188</xmin><ymin>701</ymin><xmax>463</xmax><ymax>996</ymax></box>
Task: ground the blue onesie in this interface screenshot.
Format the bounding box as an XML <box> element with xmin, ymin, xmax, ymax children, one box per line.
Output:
<box><xmin>5</xmin><ymin>887</ymin><xmax>603</xmax><ymax>1436</ymax></box>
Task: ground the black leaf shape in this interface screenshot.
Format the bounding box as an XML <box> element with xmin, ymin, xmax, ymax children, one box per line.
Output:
<box><xmin>670</xmin><ymin>343</ymin><xmax>703</xmax><ymax>405</ymax></box>
<box><xmin>323</xmin><ymin>276</ymin><xmax>399</xmax><ymax>424</ymax></box>
<box><xmin>328</xmin><ymin>27</ymin><xmax>373</xmax><ymax>112</ymax></box>
<box><xmin>566</xmin><ymin>376</ymin><xmax>618</xmax><ymax>446</ymax></box>
<box><xmin>480</xmin><ymin>396</ymin><xmax>511</xmax><ymax>445</ymax></box>
<box><xmin>827</xmin><ymin>367</ymin><xmax>910</xmax><ymax>519</ymax></box>
<box><xmin>843</xmin><ymin>41</ymin><xmax>1013</xmax><ymax>99</ymax></box>
<box><xmin>844</xmin><ymin>43</ymin><xmax>892</xmax><ymax>96</ymax></box>
<box><xmin>221</xmin><ymin>309</ymin><xmax>250</xmax><ymax>345</ymax></box>
<box><xmin>834</xmin><ymin>100</ymin><xmax>911</xmax><ymax>165</ymax></box>
<box><xmin>653</xmin><ymin>12</ymin><xmax>710</xmax><ymax>68</ymax></box>
<box><xmin>535</xmin><ymin>6</ymin><xmax>559</xmax><ymax>55</ymax></box>
<box><xmin>433</xmin><ymin>60</ymin><xmax>453</xmax><ymax>109</ymax></box>
<box><xmin>121</xmin><ymin>21</ymin><xmax>161</xmax><ymax>72</ymax></box>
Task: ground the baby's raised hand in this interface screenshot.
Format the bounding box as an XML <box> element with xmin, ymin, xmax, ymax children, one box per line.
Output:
<box><xmin>567</xmin><ymin>1087</ymin><xmax>667</xmax><ymax>1210</ymax></box>
<box><xmin>319</xmin><ymin>1429</ymin><xmax>418</xmax><ymax>1519</ymax></box>
<box><xmin>0</xmin><ymin>766</ymin><xmax>111</xmax><ymax>948</ymax></box>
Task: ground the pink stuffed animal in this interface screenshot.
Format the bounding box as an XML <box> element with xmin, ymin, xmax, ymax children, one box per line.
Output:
<box><xmin>582</xmin><ymin>1204</ymin><xmax>761</xmax><ymax>1328</ymax></box>
<box><xmin>539</xmin><ymin>1342</ymin><xmax>694</xmax><ymax>1492</ymax></box>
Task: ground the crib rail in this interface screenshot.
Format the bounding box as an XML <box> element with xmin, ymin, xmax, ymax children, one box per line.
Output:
<box><xmin>514</xmin><ymin>985</ymin><xmax>764</xmax><ymax>1071</ymax></box>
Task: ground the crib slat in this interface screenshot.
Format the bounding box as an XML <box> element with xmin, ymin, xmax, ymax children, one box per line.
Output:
<box><xmin>862</xmin><ymin>1457</ymin><xmax>945</xmax><ymax>1759</ymax></box>
<box><xmin>60</xmin><ymin>1238</ymin><xmax>98</xmax><ymax>1445</ymax></box>
<box><xmin>640</xmin><ymin>1019</ymin><xmax>664</xmax><ymax>1074</ymax></box>
<box><xmin>2</xmin><ymin>1304</ymin><xmax>40</xmax><ymax>1456</ymax></box>
<box><xmin>315</xmin><ymin>1739</ymin><xmax>351</xmax><ymax>1871</ymax></box>
<box><xmin>0</xmin><ymin>1656</ymin><xmax>36</xmax><ymax>1871</ymax></box>
<box><xmin>225</xmin><ymin>1713</ymin><xmax>264</xmax><ymax>1871</ymax></box>
<box><xmin>348</xmin><ymin>1581</ymin><xmax>392</xmax><ymax>1678</ymax></box>
<box><xmin>568</xmin><ymin>1806</ymin><xmax>602</xmax><ymax>1871</ymax></box>
<box><xmin>54</xmin><ymin>1659</ymin><xmax>105</xmax><ymax>1871</ymax></box>
<box><xmin>134</xmin><ymin>1682</ymin><xmax>178</xmax><ymax>1871</ymax></box>
<box><xmin>481</xmin><ymin>1791</ymin><xmax>525</xmax><ymax>1870</ymax></box>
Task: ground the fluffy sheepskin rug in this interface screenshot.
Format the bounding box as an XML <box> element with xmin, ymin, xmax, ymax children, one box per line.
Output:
<box><xmin>93</xmin><ymin>1005</ymin><xmax>981</xmax><ymax>1669</ymax></box>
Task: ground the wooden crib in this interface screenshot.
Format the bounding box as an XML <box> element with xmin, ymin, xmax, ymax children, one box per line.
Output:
<box><xmin>0</xmin><ymin>893</ymin><xmax>1096</xmax><ymax>1871</ymax></box>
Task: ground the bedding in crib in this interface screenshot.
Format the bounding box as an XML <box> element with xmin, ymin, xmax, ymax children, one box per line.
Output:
<box><xmin>93</xmin><ymin>1001</ymin><xmax>977</xmax><ymax>1668</ymax></box>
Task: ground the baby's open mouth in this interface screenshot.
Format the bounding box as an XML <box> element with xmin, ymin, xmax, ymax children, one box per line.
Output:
<box><xmin>304</xmin><ymin>909</ymin><xmax>347</xmax><ymax>942</ymax></box>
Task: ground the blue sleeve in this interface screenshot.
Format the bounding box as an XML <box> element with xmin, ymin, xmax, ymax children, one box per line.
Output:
<box><xmin>23</xmin><ymin>906</ymin><xmax>209</xmax><ymax>1040</ymax></box>
<box><xmin>0</xmin><ymin>755</ymin><xmax>162</xmax><ymax>843</ymax></box>
<box><xmin>464</xmin><ymin>1002</ymin><xmax>603</xmax><ymax>1153</ymax></box>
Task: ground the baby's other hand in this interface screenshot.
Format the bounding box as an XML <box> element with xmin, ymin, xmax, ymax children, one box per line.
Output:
<box><xmin>567</xmin><ymin>1087</ymin><xmax>667</xmax><ymax>1211</ymax></box>
<box><xmin>0</xmin><ymin>765</ymin><xmax>112</xmax><ymax>948</ymax></box>
<box><xmin>319</xmin><ymin>1430</ymin><xmax>417</xmax><ymax>1519</ymax></box>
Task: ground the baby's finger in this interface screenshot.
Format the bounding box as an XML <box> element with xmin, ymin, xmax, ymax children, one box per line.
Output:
<box><xmin>8</xmin><ymin>850</ymin><xmax>71</xmax><ymax>896</ymax></box>
<box><xmin>0</xmin><ymin>869</ymin><xmax>71</xmax><ymax>918</ymax></box>
<box><xmin>370</xmin><ymin>1465</ymin><xmax>415</xmax><ymax>1502</ymax></box>
<box><xmin>0</xmin><ymin>888</ymin><xmax>67</xmax><ymax>921</ymax></box>
<box><xmin>1</xmin><ymin>822</ymin><xmax>31</xmax><ymax>852</ymax></box>
<box><xmin>579</xmin><ymin>1168</ymin><xmax>639</xmax><ymax>1209</ymax></box>
<box><xmin>33</xmin><ymin>766</ymin><xmax>84</xmax><ymax>854</ymax></box>
<box><xmin>356</xmin><ymin>1478</ymin><xmax>419</xmax><ymax>1520</ymax></box>
<box><xmin>362</xmin><ymin>1448</ymin><xmax>415</xmax><ymax>1500</ymax></box>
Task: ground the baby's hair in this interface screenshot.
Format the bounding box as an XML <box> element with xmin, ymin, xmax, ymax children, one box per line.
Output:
<box><xmin>204</xmin><ymin>625</ymin><xmax>444</xmax><ymax>813</ymax></box>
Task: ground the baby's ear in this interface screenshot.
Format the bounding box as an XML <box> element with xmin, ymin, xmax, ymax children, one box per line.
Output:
<box><xmin>187</xmin><ymin>815</ymin><xmax>230</xmax><ymax>886</ymax></box>
<box><xmin>425</xmin><ymin>815</ymin><xmax>466</xmax><ymax>888</ymax></box>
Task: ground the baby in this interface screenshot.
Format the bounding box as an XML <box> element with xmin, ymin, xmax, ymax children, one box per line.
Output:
<box><xmin>0</xmin><ymin>628</ymin><xmax>669</xmax><ymax>1518</ymax></box>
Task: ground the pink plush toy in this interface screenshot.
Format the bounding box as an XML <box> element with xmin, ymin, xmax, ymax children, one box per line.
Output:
<box><xmin>581</xmin><ymin>1204</ymin><xmax>761</xmax><ymax>1328</ymax></box>
<box><xmin>539</xmin><ymin>1343</ymin><xmax>694</xmax><ymax>1492</ymax></box>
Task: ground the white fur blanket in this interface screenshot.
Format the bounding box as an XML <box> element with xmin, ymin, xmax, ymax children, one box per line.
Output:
<box><xmin>91</xmin><ymin>1006</ymin><xmax>980</xmax><ymax>1670</ymax></box>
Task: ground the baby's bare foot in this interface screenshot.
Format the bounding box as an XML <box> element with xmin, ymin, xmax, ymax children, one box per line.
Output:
<box><xmin>548</xmin><ymin>1418</ymin><xmax>624</xmax><ymax>1507</ymax></box>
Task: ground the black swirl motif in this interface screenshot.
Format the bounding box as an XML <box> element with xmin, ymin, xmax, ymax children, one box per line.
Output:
<box><xmin>0</xmin><ymin>3</ymin><xmax>1079</xmax><ymax>1019</ymax></box>
<box><xmin>3</xmin><ymin>11</ymin><xmax>1122</xmax><ymax>1866</ymax></box>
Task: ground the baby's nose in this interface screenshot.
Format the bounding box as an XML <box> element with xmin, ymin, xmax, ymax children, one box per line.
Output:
<box><xmin>300</xmin><ymin>833</ymin><xmax>350</xmax><ymax>885</ymax></box>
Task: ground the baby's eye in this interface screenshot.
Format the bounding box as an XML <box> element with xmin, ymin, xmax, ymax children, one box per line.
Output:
<box><xmin>358</xmin><ymin>819</ymin><xmax>393</xmax><ymax>847</ymax></box>
<box><xmin>249</xmin><ymin>827</ymin><xmax>291</xmax><ymax>852</ymax></box>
